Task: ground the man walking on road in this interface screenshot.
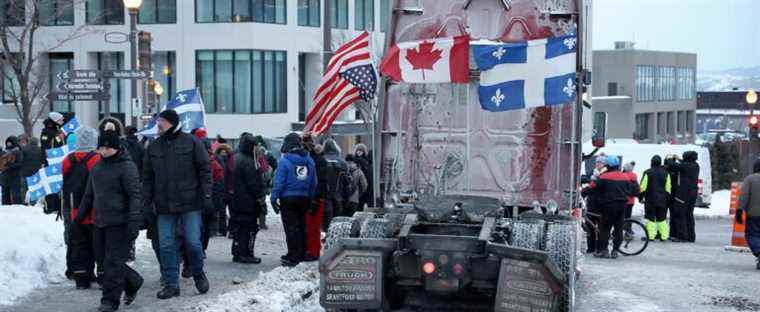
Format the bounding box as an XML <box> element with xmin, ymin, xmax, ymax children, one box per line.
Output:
<box><xmin>738</xmin><ymin>159</ymin><xmax>760</xmax><ymax>270</ymax></box>
<box><xmin>75</xmin><ymin>130</ymin><xmax>143</xmax><ymax>312</ymax></box>
<box><xmin>143</xmin><ymin>109</ymin><xmax>212</xmax><ymax>299</ymax></box>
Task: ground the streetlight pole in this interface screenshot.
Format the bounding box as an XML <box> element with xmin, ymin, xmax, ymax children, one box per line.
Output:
<box><xmin>747</xmin><ymin>89</ymin><xmax>758</xmax><ymax>175</ymax></box>
<box><xmin>124</xmin><ymin>0</ymin><xmax>143</xmax><ymax>126</ymax></box>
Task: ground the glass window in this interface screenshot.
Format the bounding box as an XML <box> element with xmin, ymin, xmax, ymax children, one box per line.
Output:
<box><xmin>330</xmin><ymin>0</ymin><xmax>348</xmax><ymax>29</ymax></box>
<box><xmin>197</xmin><ymin>51</ymin><xmax>215</xmax><ymax>113</ymax></box>
<box><xmin>593</xmin><ymin>112</ymin><xmax>607</xmax><ymax>138</ymax></box>
<box><xmin>139</xmin><ymin>0</ymin><xmax>176</xmax><ymax>24</ymax></box>
<box><xmin>87</xmin><ymin>0</ymin><xmax>124</xmax><ymax>25</ymax></box>
<box><xmin>686</xmin><ymin>111</ymin><xmax>694</xmax><ymax>132</ymax></box>
<box><xmin>2</xmin><ymin>57</ymin><xmax>20</xmax><ymax>104</ymax></box>
<box><xmin>152</xmin><ymin>51</ymin><xmax>176</xmax><ymax>108</ymax></box>
<box><xmin>635</xmin><ymin>113</ymin><xmax>649</xmax><ymax>140</ymax></box>
<box><xmin>656</xmin><ymin>112</ymin><xmax>665</xmax><ymax>135</ymax></box>
<box><xmin>197</xmin><ymin>0</ymin><xmax>285</xmax><ymax>24</ymax></box>
<box><xmin>39</xmin><ymin>0</ymin><xmax>75</xmax><ymax>26</ymax></box>
<box><xmin>355</xmin><ymin>0</ymin><xmax>374</xmax><ymax>30</ymax></box>
<box><xmin>96</xmin><ymin>52</ymin><xmax>123</xmax><ymax>114</ymax></box>
<box><xmin>49</xmin><ymin>53</ymin><xmax>74</xmax><ymax>112</ymax></box>
<box><xmin>380</xmin><ymin>0</ymin><xmax>389</xmax><ymax>31</ymax></box>
<box><xmin>677</xmin><ymin>111</ymin><xmax>685</xmax><ymax>133</ymax></box>
<box><xmin>234</xmin><ymin>51</ymin><xmax>252</xmax><ymax>114</ymax></box>
<box><xmin>197</xmin><ymin>50</ymin><xmax>286</xmax><ymax>114</ymax></box>
<box><xmin>298</xmin><ymin>0</ymin><xmax>319</xmax><ymax>27</ymax></box>
<box><xmin>677</xmin><ymin>67</ymin><xmax>695</xmax><ymax>100</ymax></box>
<box><xmin>636</xmin><ymin>65</ymin><xmax>656</xmax><ymax>102</ymax></box>
<box><xmin>657</xmin><ymin>66</ymin><xmax>675</xmax><ymax>101</ymax></box>
<box><xmin>667</xmin><ymin>111</ymin><xmax>674</xmax><ymax>134</ymax></box>
<box><xmin>1</xmin><ymin>0</ymin><xmax>25</xmax><ymax>26</ymax></box>
<box><xmin>196</xmin><ymin>0</ymin><xmax>213</xmax><ymax>22</ymax></box>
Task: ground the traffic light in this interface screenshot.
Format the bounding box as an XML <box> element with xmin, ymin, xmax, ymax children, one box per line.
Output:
<box><xmin>750</xmin><ymin>115</ymin><xmax>759</xmax><ymax>129</ymax></box>
<box><xmin>138</xmin><ymin>31</ymin><xmax>152</xmax><ymax>72</ymax></box>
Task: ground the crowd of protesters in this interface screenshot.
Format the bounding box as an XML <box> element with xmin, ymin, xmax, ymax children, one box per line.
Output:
<box><xmin>0</xmin><ymin>110</ymin><xmax>374</xmax><ymax>311</ymax></box>
<box><xmin>582</xmin><ymin>151</ymin><xmax>702</xmax><ymax>259</ymax></box>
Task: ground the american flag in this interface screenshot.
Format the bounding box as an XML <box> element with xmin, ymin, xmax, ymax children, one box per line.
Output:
<box><xmin>305</xmin><ymin>31</ymin><xmax>377</xmax><ymax>134</ymax></box>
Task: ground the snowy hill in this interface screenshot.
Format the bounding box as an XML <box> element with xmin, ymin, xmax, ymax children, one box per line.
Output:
<box><xmin>698</xmin><ymin>66</ymin><xmax>760</xmax><ymax>91</ymax></box>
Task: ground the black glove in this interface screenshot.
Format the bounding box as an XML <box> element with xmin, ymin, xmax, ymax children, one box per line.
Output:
<box><xmin>309</xmin><ymin>199</ymin><xmax>321</xmax><ymax>215</ymax></box>
<box><xmin>203</xmin><ymin>196</ymin><xmax>214</xmax><ymax>214</ymax></box>
<box><xmin>128</xmin><ymin>222</ymin><xmax>140</xmax><ymax>241</ymax></box>
<box><xmin>736</xmin><ymin>209</ymin><xmax>744</xmax><ymax>225</ymax></box>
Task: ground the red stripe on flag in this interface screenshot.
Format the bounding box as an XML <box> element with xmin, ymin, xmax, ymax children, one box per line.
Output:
<box><xmin>306</xmin><ymin>79</ymin><xmax>351</xmax><ymax>131</ymax></box>
<box><xmin>313</xmin><ymin>88</ymin><xmax>361</xmax><ymax>134</ymax></box>
<box><xmin>311</xmin><ymin>80</ymin><xmax>359</xmax><ymax>133</ymax></box>
<box><xmin>379</xmin><ymin>44</ymin><xmax>401</xmax><ymax>81</ymax></box>
<box><xmin>449</xmin><ymin>35</ymin><xmax>471</xmax><ymax>83</ymax></box>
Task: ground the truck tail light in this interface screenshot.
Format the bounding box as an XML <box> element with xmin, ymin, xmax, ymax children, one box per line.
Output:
<box><xmin>453</xmin><ymin>263</ymin><xmax>464</xmax><ymax>275</ymax></box>
<box><xmin>697</xmin><ymin>179</ymin><xmax>703</xmax><ymax>195</ymax></box>
<box><xmin>422</xmin><ymin>262</ymin><xmax>436</xmax><ymax>275</ymax></box>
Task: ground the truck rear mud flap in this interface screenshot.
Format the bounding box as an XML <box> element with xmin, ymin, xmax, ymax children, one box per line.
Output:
<box><xmin>319</xmin><ymin>238</ymin><xmax>397</xmax><ymax>310</ymax></box>
<box><xmin>487</xmin><ymin>243</ymin><xmax>566</xmax><ymax>312</ymax></box>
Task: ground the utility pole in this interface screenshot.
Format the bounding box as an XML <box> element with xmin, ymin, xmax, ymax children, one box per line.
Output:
<box><xmin>124</xmin><ymin>0</ymin><xmax>143</xmax><ymax>125</ymax></box>
<box><xmin>322</xmin><ymin>0</ymin><xmax>333</xmax><ymax>71</ymax></box>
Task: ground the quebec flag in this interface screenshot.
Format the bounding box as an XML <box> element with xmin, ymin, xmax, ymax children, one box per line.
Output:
<box><xmin>46</xmin><ymin>140</ymin><xmax>76</xmax><ymax>166</ymax></box>
<box><xmin>473</xmin><ymin>35</ymin><xmax>577</xmax><ymax>111</ymax></box>
<box><xmin>139</xmin><ymin>88</ymin><xmax>206</xmax><ymax>138</ymax></box>
<box><xmin>62</xmin><ymin>116</ymin><xmax>81</xmax><ymax>134</ymax></box>
<box><xmin>26</xmin><ymin>163</ymin><xmax>63</xmax><ymax>202</ymax></box>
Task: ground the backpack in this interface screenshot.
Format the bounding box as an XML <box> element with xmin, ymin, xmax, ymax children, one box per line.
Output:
<box><xmin>62</xmin><ymin>152</ymin><xmax>97</xmax><ymax>214</ymax></box>
<box><xmin>338</xmin><ymin>169</ymin><xmax>356</xmax><ymax>203</ymax></box>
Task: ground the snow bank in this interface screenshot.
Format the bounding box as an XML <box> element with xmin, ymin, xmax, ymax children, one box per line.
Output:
<box><xmin>695</xmin><ymin>190</ymin><xmax>731</xmax><ymax>218</ymax></box>
<box><xmin>0</xmin><ymin>205</ymin><xmax>66</xmax><ymax>305</ymax></box>
<box><xmin>192</xmin><ymin>262</ymin><xmax>324</xmax><ymax>312</ymax></box>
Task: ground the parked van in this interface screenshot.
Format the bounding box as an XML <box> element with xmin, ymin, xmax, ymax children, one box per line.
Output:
<box><xmin>582</xmin><ymin>141</ymin><xmax>712</xmax><ymax>208</ymax></box>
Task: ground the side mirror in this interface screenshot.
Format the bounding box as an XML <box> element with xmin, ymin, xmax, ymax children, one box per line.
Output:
<box><xmin>592</xmin><ymin>112</ymin><xmax>607</xmax><ymax>148</ymax></box>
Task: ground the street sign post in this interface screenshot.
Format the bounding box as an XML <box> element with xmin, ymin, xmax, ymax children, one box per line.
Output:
<box><xmin>57</xmin><ymin>70</ymin><xmax>100</xmax><ymax>80</ymax></box>
<box><xmin>104</xmin><ymin>70</ymin><xmax>151</xmax><ymax>79</ymax></box>
<box><xmin>46</xmin><ymin>92</ymin><xmax>111</xmax><ymax>102</ymax></box>
<box><xmin>56</xmin><ymin>69</ymin><xmax>152</xmax><ymax>80</ymax></box>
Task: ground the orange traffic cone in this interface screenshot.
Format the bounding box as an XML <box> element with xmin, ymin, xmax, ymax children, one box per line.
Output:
<box><xmin>726</xmin><ymin>182</ymin><xmax>751</xmax><ymax>253</ymax></box>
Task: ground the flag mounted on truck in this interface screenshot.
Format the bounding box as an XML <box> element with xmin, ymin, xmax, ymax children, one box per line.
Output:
<box><xmin>380</xmin><ymin>35</ymin><xmax>470</xmax><ymax>84</ymax></box>
<box><xmin>473</xmin><ymin>35</ymin><xmax>578</xmax><ymax>111</ymax></box>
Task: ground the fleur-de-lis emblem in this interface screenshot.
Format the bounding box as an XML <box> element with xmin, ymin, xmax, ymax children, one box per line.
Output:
<box><xmin>492</xmin><ymin>47</ymin><xmax>506</xmax><ymax>60</ymax></box>
<box><xmin>176</xmin><ymin>93</ymin><xmax>187</xmax><ymax>103</ymax></box>
<box><xmin>491</xmin><ymin>89</ymin><xmax>505</xmax><ymax>107</ymax></box>
<box><xmin>563</xmin><ymin>37</ymin><xmax>577</xmax><ymax>50</ymax></box>
<box><xmin>563</xmin><ymin>78</ymin><xmax>576</xmax><ymax>98</ymax></box>
<box><xmin>183</xmin><ymin>115</ymin><xmax>193</xmax><ymax>127</ymax></box>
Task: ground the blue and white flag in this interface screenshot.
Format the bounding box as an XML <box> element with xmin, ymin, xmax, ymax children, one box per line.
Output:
<box><xmin>26</xmin><ymin>163</ymin><xmax>63</xmax><ymax>202</ymax></box>
<box><xmin>473</xmin><ymin>35</ymin><xmax>577</xmax><ymax>111</ymax></box>
<box><xmin>62</xmin><ymin>116</ymin><xmax>80</xmax><ymax>134</ymax></box>
<box><xmin>139</xmin><ymin>88</ymin><xmax>206</xmax><ymax>138</ymax></box>
<box><xmin>46</xmin><ymin>140</ymin><xmax>76</xmax><ymax>166</ymax></box>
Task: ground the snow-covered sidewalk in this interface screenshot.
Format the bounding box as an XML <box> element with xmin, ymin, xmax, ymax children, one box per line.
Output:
<box><xmin>0</xmin><ymin>205</ymin><xmax>66</xmax><ymax>306</ymax></box>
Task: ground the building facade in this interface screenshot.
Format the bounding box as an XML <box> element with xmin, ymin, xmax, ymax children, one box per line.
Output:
<box><xmin>696</xmin><ymin>91</ymin><xmax>753</xmax><ymax>134</ymax></box>
<box><xmin>591</xmin><ymin>42</ymin><xmax>697</xmax><ymax>144</ymax></box>
<box><xmin>1</xmin><ymin>0</ymin><xmax>389</xmax><ymax>140</ymax></box>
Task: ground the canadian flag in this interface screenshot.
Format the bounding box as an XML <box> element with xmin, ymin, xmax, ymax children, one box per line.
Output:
<box><xmin>380</xmin><ymin>35</ymin><xmax>470</xmax><ymax>83</ymax></box>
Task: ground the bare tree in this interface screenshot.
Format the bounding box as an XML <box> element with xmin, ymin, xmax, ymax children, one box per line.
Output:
<box><xmin>0</xmin><ymin>0</ymin><xmax>96</xmax><ymax>136</ymax></box>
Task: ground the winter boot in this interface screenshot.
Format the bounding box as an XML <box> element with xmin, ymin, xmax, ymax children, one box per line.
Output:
<box><xmin>593</xmin><ymin>250</ymin><xmax>610</xmax><ymax>259</ymax></box>
<box><xmin>194</xmin><ymin>273</ymin><xmax>210</xmax><ymax>294</ymax></box>
<box><xmin>610</xmin><ymin>250</ymin><xmax>619</xmax><ymax>259</ymax></box>
<box><xmin>236</xmin><ymin>255</ymin><xmax>262</xmax><ymax>264</ymax></box>
<box><xmin>124</xmin><ymin>272</ymin><xmax>144</xmax><ymax>306</ymax></box>
<box><xmin>74</xmin><ymin>272</ymin><xmax>91</xmax><ymax>289</ymax></box>
<box><xmin>181</xmin><ymin>265</ymin><xmax>192</xmax><ymax>279</ymax></box>
<box><xmin>97</xmin><ymin>303</ymin><xmax>117</xmax><ymax>312</ymax></box>
<box><xmin>156</xmin><ymin>286</ymin><xmax>180</xmax><ymax>299</ymax></box>
<box><xmin>281</xmin><ymin>257</ymin><xmax>300</xmax><ymax>267</ymax></box>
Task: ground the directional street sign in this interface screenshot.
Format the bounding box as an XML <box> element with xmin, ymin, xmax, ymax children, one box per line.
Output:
<box><xmin>46</xmin><ymin>92</ymin><xmax>111</xmax><ymax>102</ymax></box>
<box><xmin>57</xmin><ymin>81</ymin><xmax>110</xmax><ymax>92</ymax></box>
<box><xmin>57</xmin><ymin>70</ymin><xmax>100</xmax><ymax>80</ymax></box>
<box><xmin>104</xmin><ymin>70</ymin><xmax>151</xmax><ymax>79</ymax></box>
<box><xmin>67</xmin><ymin>78</ymin><xmax>102</xmax><ymax>84</ymax></box>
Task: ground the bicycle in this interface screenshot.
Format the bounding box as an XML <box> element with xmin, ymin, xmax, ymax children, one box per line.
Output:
<box><xmin>582</xmin><ymin>208</ymin><xmax>649</xmax><ymax>256</ymax></box>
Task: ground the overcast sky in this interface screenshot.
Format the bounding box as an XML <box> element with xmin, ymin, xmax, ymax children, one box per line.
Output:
<box><xmin>592</xmin><ymin>0</ymin><xmax>759</xmax><ymax>71</ymax></box>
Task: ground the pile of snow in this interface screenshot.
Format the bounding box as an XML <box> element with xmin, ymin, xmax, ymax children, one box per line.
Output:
<box><xmin>192</xmin><ymin>262</ymin><xmax>323</xmax><ymax>312</ymax></box>
<box><xmin>0</xmin><ymin>205</ymin><xmax>66</xmax><ymax>305</ymax></box>
<box><xmin>695</xmin><ymin>190</ymin><xmax>731</xmax><ymax>218</ymax></box>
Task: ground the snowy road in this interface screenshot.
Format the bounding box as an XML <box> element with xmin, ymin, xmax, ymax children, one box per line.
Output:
<box><xmin>0</xmin><ymin>212</ymin><xmax>288</xmax><ymax>312</ymax></box>
<box><xmin>3</xmin><ymin>216</ymin><xmax>758</xmax><ymax>312</ymax></box>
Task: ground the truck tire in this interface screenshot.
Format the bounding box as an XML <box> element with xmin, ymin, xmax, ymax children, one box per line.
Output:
<box><xmin>543</xmin><ymin>221</ymin><xmax>578</xmax><ymax>312</ymax></box>
<box><xmin>383</xmin><ymin>212</ymin><xmax>406</xmax><ymax>235</ymax></box>
<box><xmin>352</xmin><ymin>211</ymin><xmax>376</xmax><ymax>230</ymax></box>
<box><xmin>510</xmin><ymin>219</ymin><xmax>546</xmax><ymax>250</ymax></box>
<box><xmin>360</xmin><ymin>218</ymin><xmax>394</xmax><ymax>238</ymax></box>
<box><xmin>325</xmin><ymin>217</ymin><xmax>359</xmax><ymax>251</ymax></box>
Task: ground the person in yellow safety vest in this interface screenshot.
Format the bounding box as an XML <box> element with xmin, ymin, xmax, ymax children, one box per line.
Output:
<box><xmin>639</xmin><ymin>155</ymin><xmax>672</xmax><ymax>241</ymax></box>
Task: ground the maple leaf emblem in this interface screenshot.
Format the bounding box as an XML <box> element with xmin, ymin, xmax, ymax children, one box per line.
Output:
<box><xmin>405</xmin><ymin>41</ymin><xmax>443</xmax><ymax>80</ymax></box>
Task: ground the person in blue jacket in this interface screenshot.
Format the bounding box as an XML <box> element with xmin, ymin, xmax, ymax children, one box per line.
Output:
<box><xmin>271</xmin><ymin>132</ymin><xmax>317</xmax><ymax>267</ymax></box>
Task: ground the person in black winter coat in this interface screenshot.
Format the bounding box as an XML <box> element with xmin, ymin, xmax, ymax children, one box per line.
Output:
<box><xmin>640</xmin><ymin>155</ymin><xmax>672</xmax><ymax>241</ymax></box>
<box><xmin>75</xmin><ymin>130</ymin><xmax>143</xmax><ymax>312</ymax></box>
<box><xmin>230</xmin><ymin>135</ymin><xmax>267</xmax><ymax>264</ymax></box>
<box><xmin>41</xmin><ymin>113</ymin><xmax>67</xmax><ymax>216</ymax></box>
<box><xmin>352</xmin><ymin>143</ymin><xmax>373</xmax><ymax>209</ymax></box>
<box><xmin>669</xmin><ymin>151</ymin><xmax>700</xmax><ymax>242</ymax></box>
<box><xmin>18</xmin><ymin>135</ymin><xmax>43</xmax><ymax>178</ymax></box>
<box><xmin>143</xmin><ymin>109</ymin><xmax>212</xmax><ymax>299</ymax></box>
<box><xmin>322</xmin><ymin>139</ymin><xmax>349</xmax><ymax>220</ymax></box>
<box><xmin>1</xmin><ymin>136</ymin><xmax>24</xmax><ymax>205</ymax></box>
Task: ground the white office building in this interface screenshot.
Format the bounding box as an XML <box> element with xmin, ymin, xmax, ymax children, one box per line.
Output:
<box><xmin>1</xmin><ymin>0</ymin><xmax>388</xmax><ymax>140</ymax></box>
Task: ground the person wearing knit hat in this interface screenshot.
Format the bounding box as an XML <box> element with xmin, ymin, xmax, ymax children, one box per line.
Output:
<box><xmin>63</xmin><ymin>126</ymin><xmax>102</xmax><ymax>290</ymax></box>
<box><xmin>49</xmin><ymin>112</ymin><xmax>65</xmax><ymax>125</ymax></box>
<box><xmin>76</xmin><ymin>128</ymin><xmax>144</xmax><ymax>311</ymax></box>
<box><xmin>621</xmin><ymin>161</ymin><xmax>639</xmax><ymax>236</ymax></box>
<box><xmin>144</xmin><ymin>108</ymin><xmax>212</xmax><ymax>298</ymax></box>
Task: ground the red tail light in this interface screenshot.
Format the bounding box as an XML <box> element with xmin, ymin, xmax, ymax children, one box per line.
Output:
<box><xmin>422</xmin><ymin>262</ymin><xmax>436</xmax><ymax>275</ymax></box>
<box><xmin>452</xmin><ymin>263</ymin><xmax>464</xmax><ymax>275</ymax></box>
